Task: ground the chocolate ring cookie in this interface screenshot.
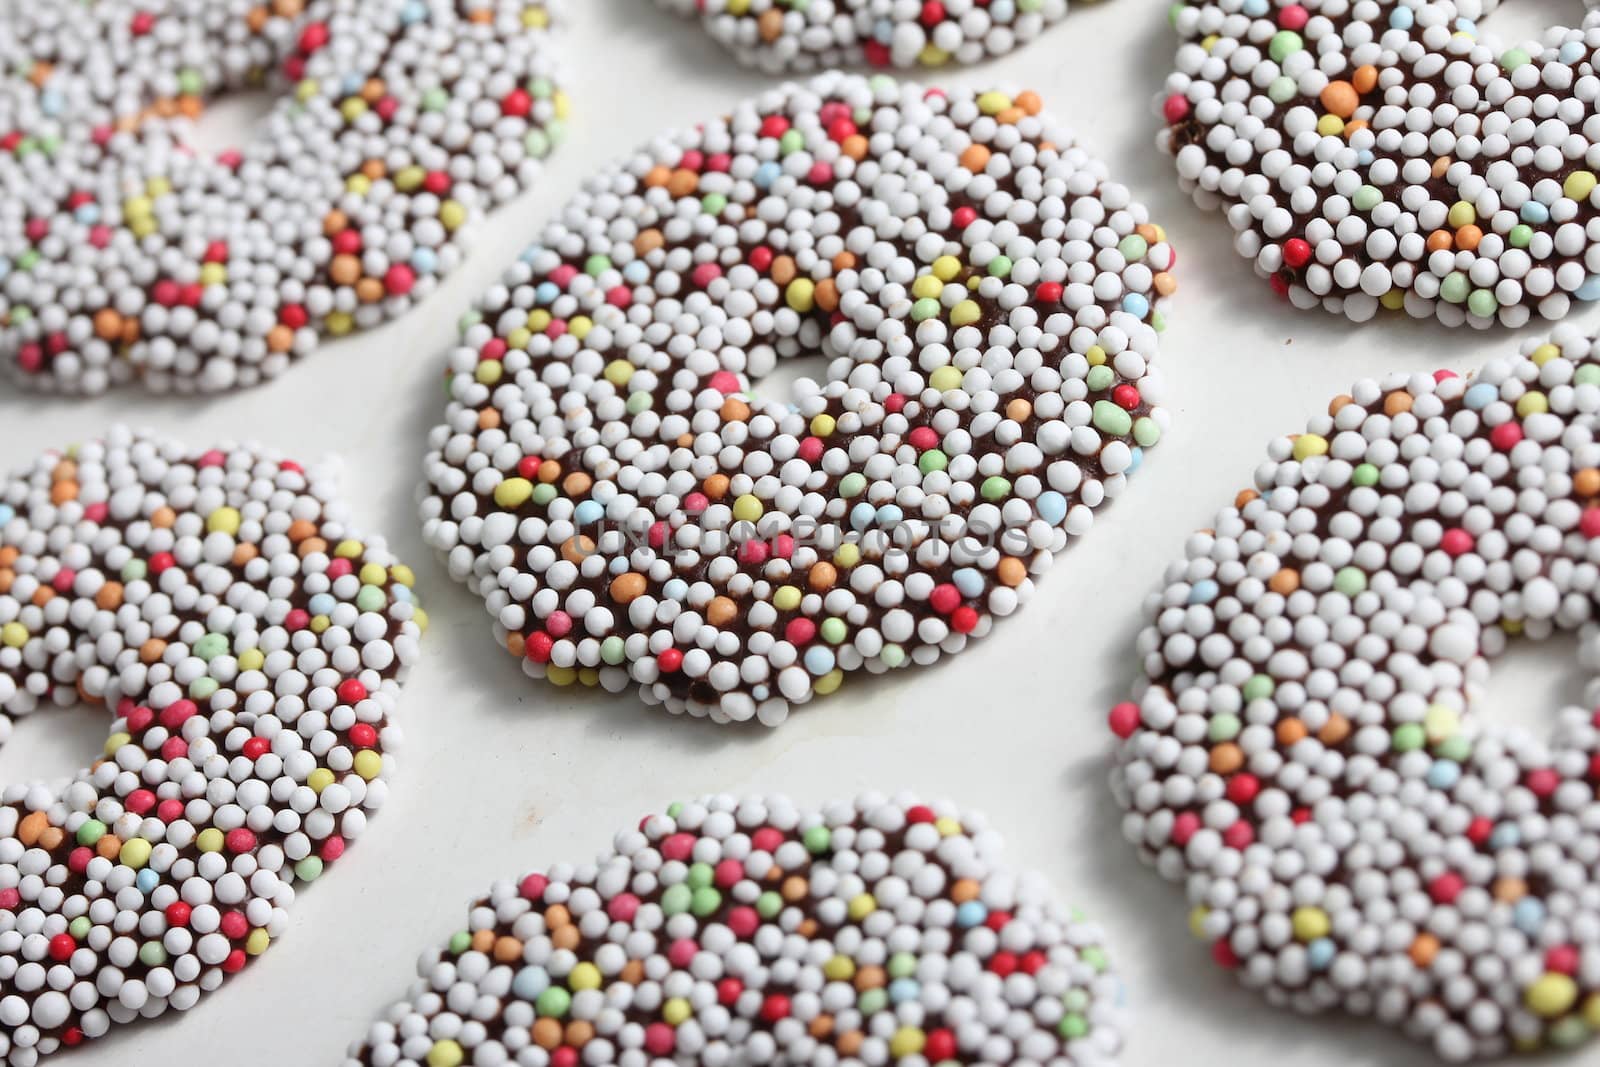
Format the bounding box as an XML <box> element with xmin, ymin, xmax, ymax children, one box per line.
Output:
<box><xmin>1160</xmin><ymin>0</ymin><xmax>1600</xmax><ymax>326</ymax></box>
<box><xmin>654</xmin><ymin>0</ymin><xmax>1070</xmax><ymax>72</ymax></box>
<box><xmin>0</xmin><ymin>427</ymin><xmax>424</xmax><ymax>1063</ymax></box>
<box><xmin>420</xmin><ymin>71</ymin><xmax>1176</xmax><ymax>726</ymax></box>
<box><xmin>0</xmin><ymin>0</ymin><xmax>567</xmax><ymax>395</ymax></box>
<box><xmin>1110</xmin><ymin>328</ymin><xmax>1600</xmax><ymax>1059</ymax></box>
<box><xmin>347</xmin><ymin>793</ymin><xmax>1124</xmax><ymax>1067</ymax></box>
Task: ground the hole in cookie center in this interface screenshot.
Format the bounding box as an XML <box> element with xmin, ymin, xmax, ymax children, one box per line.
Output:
<box><xmin>1484</xmin><ymin>0</ymin><xmax>1590</xmax><ymax>53</ymax></box>
<box><xmin>1480</xmin><ymin>629</ymin><xmax>1585</xmax><ymax>737</ymax></box>
<box><xmin>183</xmin><ymin>89</ymin><xmax>277</xmax><ymax>159</ymax></box>
<box><xmin>750</xmin><ymin>350</ymin><xmax>831</xmax><ymax>407</ymax></box>
<box><xmin>0</xmin><ymin>703</ymin><xmax>112</xmax><ymax>786</ymax></box>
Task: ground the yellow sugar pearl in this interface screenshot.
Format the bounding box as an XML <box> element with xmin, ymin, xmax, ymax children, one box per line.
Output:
<box><xmin>1188</xmin><ymin>906</ymin><xmax>1209</xmax><ymax>939</ymax></box>
<box><xmin>1380</xmin><ymin>288</ymin><xmax>1406</xmax><ymax>310</ymax></box>
<box><xmin>732</xmin><ymin>494</ymin><xmax>764</xmax><ymax>522</ymax></box>
<box><xmin>326</xmin><ymin>311</ymin><xmax>354</xmax><ymax>335</ymax></box>
<box><xmin>522</xmin><ymin>6</ymin><xmax>550</xmax><ymax>27</ymax></box>
<box><xmin>977</xmin><ymin>91</ymin><xmax>1011</xmax><ymax>115</ymax></box>
<box><xmin>427</xmin><ymin>1040</ymin><xmax>464</xmax><ymax>1067</ymax></box>
<box><xmin>1526</xmin><ymin>973</ymin><xmax>1578</xmax><ymax>1018</ymax></box>
<box><xmin>662</xmin><ymin>997</ymin><xmax>692</xmax><ymax>1025</ymax></box>
<box><xmin>207</xmin><ymin>507</ymin><xmax>241</xmax><ymax>535</ymax></box>
<box><xmin>196</xmin><ymin>828</ymin><xmax>225</xmax><ymax>853</ymax></box>
<box><xmin>931</xmin><ymin>255</ymin><xmax>962</xmax><ymax>281</ymax></box>
<box><xmin>929</xmin><ymin>366</ymin><xmax>963</xmax><ymax>392</ymax></box>
<box><xmin>476</xmin><ymin>360</ymin><xmax>502</xmax><ymax>385</ymax></box>
<box><xmin>199</xmin><ymin>263</ymin><xmax>226</xmax><ymax>286</ymax></box>
<box><xmin>307</xmin><ymin>768</ymin><xmax>335</xmax><ymax>794</ymax></box>
<box><xmin>823</xmin><ymin>954</ymin><xmax>856</xmax><ymax>981</ymax></box>
<box><xmin>412</xmin><ymin>607</ymin><xmax>429</xmax><ymax>633</ymax></box>
<box><xmin>1530</xmin><ymin>343</ymin><xmax>1562</xmax><ymax>366</ymax></box>
<box><xmin>578</xmin><ymin>667</ymin><xmax>600</xmax><ymax>687</ymax></box>
<box><xmin>553</xmin><ymin>91</ymin><xmax>570</xmax><ymax>120</ymax></box>
<box><xmin>547</xmin><ymin>664</ymin><xmax>577</xmax><ymax>686</ymax></box>
<box><xmin>814</xmin><ymin>668</ymin><xmax>844</xmax><ymax>695</ymax></box>
<box><xmin>527</xmin><ymin>309</ymin><xmax>552</xmax><ymax>331</ymax></box>
<box><xmin>911</xmin><ymin>274</ymin><xmax>943</xmax><ymax>300</ymax></box>
<box><xmin>569</xmin><ymin>962</ymin><xmax>602</xmax><ymax>990</ymax></box>
<box><xmin>786</xmin><ymin>278</ymin><xmax>815</xmax><ymax>312</ymax></box>
<box><xmin>104</xmin><ymin>732</ymin><xmax>131</xmax><ymax>757</ymax></box>
<box><xmin>604</xmin><ymin>359</ymin><xmax>634</xmax><ymax>385</ymax></box>
<box><xmin>494</xmin><ymin>478</ymin><xmax>534</xmax><ymax>508</ymax></box>
<box><xmin>833</xmin><ymin>542</ymin><xmax>860</xmax><ymax>569</ymax></box>
<box><xmin>773</xmin><ymin>586</ymin><xmax>802</xmax><ymax>611</ymax></box>
<box><xmin>353</xmin><ymin>750</ymin><xmax>383</xmax><ymax>781</ymax></box>
<box><xmin>335</xmin><ymin>540</ymin><xmax>365</xmax><ymax>559</ymax></box>
<box><xmin>890</xmin><ymin>1027</ymin><xmax>926</xmax><ymax>1058</ymax></box>
<box><xmin>145</xmin><ymin>177</ymin><xmax>171</xmax><ymax>198</ymax></box>
<box><xmin>507</xmin><ymin>327</ymin><xmax>531</xmax><ymax>350</ymax></box>
<box><xmin>1565</xmin><ymin>170</ymin><xmax>1598</xmax><ymax>203</ymax></box>
<box><xmin>360</xmin><ymin>562</ymin><xmax>387</xmax><ymax>586</ymax></box>
<box><xmin>569</xmin><ymin>315</ymin><xmax>593</xmax><ymax>340</ymax></box>
<box><xmin>310</xmin><ymin>614</ymin><xmax>330</xmax><ymax>633</ymax></box>
<box><xmin>1291</xmin><ymin>906</ymin><xmax>1330</xmax><ymax>942</ymax></box>
<box><xmin>918</xmin><ymin>43</ymin><xmax>948</xmax><ymax>65</ymax></box>
<box><xmin>246</xmin><ymin>928</ymin><xmax>271</xmax><ymax>955</ymax></box>
<box><xmin>1292</xmin><ymin>434</ymin><xmax>1329</xmax><ymax>461</ymax></box>
<box><xmin>345</xmin><ymin>174</ymin><xmax>371</xmax><ymax>195</ymax></box>
<box><xmin>237</xmin><ymin>649</ymin><xmax>265</xmax><ymax>672</ymax></box>
<box><xmin>1085</xmin><ymin>344</ymin><xmax>1107</xmax><ymax>365</ymax></box>
<box><xmin>848</xmin><ymin>893</ymin><xmax>876</xmax><ymax>920</ymax></box>
<box><xmin>119</xmin><ymin>838</ymin><xmax>152</xmax><ymax>869</ymax></box>
<box><xmin>1583</xmin><ymin>992</ymin><xmax>1600</xmax><ymax>1028</ymax></box>
<box><xmin>810</xmin><ymin>413</ymin><xmax>836</xmax><ymax>437</ymax></box>
<box><xmin>389</xmin><ymin>564</ymin><xmax>415</xmax><ymax>587</ymax></box>
<box><xmin>1</xmin><ymin>621</ymin><xmax>29</xmax><ymax>648</ymax></box>
<box><xmin>1315</xmin><ymin>114</ymin><xmax>1344</xmax><ymax>136</ymax></box>
<box><xmin>1516</xmin><ymin>391</ymin><xmax>1548</xmax><ymax>417</ymax></box>
<box><xmin>1447</xmin><ymin>200</ymin><xmax>1476</xmax><ymax>228</ymax></box>
<box><xmin>439</xmin><ymin>200</ymin><xmax>466</xmax><ymax>230</ymax></box>
<box><xmin>934</xmin><ymin>816</ymin><xmax>962</xmax><ymax>837</ymax></box>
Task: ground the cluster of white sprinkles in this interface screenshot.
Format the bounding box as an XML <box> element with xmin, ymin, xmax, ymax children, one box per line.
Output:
<box><xmin>653</xmin><ymin>0</ymin><xmax>1070</xmax><ymax>72</ymax></box>
<box><xmin>0</xmin><ymin>0</ymin><xmax>567</xmax><ymax>395</ymax></box>
<box><xmin>348</xmin><ymin>793</ymin><xmax>1123</xmax><ymax>1067</ymax></box>
<box><xmin>1160</xmin><ymin>0</ymin><xmax>1600</xmax><ymax>326</ymax></box>
<box><xmin>420</xmin><ymin>71</ymin><xmax>1176</xmax><ymax>726</ymax></box>
<box><xmin>0</xmin><ymin>427</ymin><xmax>424</xmax><ymax>1063</ymax></box>
<box><xmin>1108</xmin><ymin>327</ymin><xmax>1600</xmax><ymax>1059</ymax></box>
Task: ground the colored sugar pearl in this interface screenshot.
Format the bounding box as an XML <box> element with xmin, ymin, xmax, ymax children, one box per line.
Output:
<box><xmin>0</xmin><ymin>427</ymin><xmax>422</xmax><ymax>1062</ymax></box>
<box><xmin>0</xmin><ymin>1</ymin><xmax>567</xmax><ymax>395</ymax></box>
<box><xmin>1161</xmin><ymin>0</ymin><xmax>1600</xmax><ymax>327</ymax></box>
<box><xmin>420</xmin><ymin>72</ymin><xmax>1176</xmax><ymax>726</ymax></box>
<box><xmin>655</xmin><ymin>0</ymin><xmax>1069</xmax><ymax>72</ymax></box>
<box><xmin>345</xmin><ymin>794</ymin><xmax>1124</xmax><ymax>1067</ymax></box>
<box><xmin>1111</xmin><ymin>325</ymin><xmax>1600</xmax><ymax>1061</ymax></box>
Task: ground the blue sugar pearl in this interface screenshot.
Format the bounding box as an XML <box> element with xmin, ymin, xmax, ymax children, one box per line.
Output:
<box><xmin>512</xmin><ymin>967</ymin><xmax>549</xmax><ymax>1000</ymax></box>
<box><xmin>850</xmin><ymin>501</ymin><xmax>876</xmax><ymax>531</ymax></box>
<box><xmin>1121</xmin><ymin>293</ymin><xmax>1150</xmax><ymax>319</ymax></box>
<box><xmin>411</xmin><ymin>248</ymin><xmax>438</xmax><ymax>275</ymax></box>
<box><xmin>956</xmin><ymin>901</ymin><xmax>987</xmax><ymax>927</ymax></box>
<box><xmin>1187</xmin><ymin>579</ymin><xmax>1219</xmax><ymax>605</ymax></box>
<box><xmin>1463</xmin><ymin>382</ymin><xmax>1498</xmax><ymax>410</ymax></box>
<box><xmin>1035</xmin><ymin>491</ymin><xmax>1067</xmax><ymax>525</ymax></box>
<box><xmin>1426</xmin><ymin>760</ymin><xmax>1460</xmax><ymax>789</ymax></box>
<box><xmin>308</xmin><ymin>593</ymin><xmax>337</xmax><ymax>616</ymax></box>
<box><xmin>1308</xmin><ymin>938</ymin><xmax>1336</xmax><ymax>970</ymax></box>
<box><xmin>804</xmin><ymin>646</ymin><xmax>836</xmax><ymax>676</ymax></box>
<box><xmin>875</xmin><ymin>504</ymin><xmax>903</xmax><ymax>527</ymax></box>
<box><xmin>953</xmin><ymin>568</ymin><xmax>985</xmax><ymax>598</ymax></box>
<box><xmin>574</xmin><ymin>500</ymin><xmax>604</xmax><ymax>525</ymax></box>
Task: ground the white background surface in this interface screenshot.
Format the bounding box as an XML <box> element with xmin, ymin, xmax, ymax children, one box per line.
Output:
<box><xmin>3</xmin><ymin>1</ymin><xmax>1597</xmax><ymax>1064</ymax></box>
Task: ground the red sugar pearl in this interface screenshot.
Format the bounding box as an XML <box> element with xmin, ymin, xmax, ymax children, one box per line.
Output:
<box><xmin>1107</xmin><ymin>701</ymin><xmax>1140</xmax><ymax>739</ymax></box>
<box><xmin>519</xmin><ymin>873</ymin><xmax>548</xmax><ymax>901</ymax></box>
<box><xmin>165</xmin><ymin>902</ymin><xmax>192</xmax><ymax>927</ymax></box>
<box><xmin>717</xmin><ymin>977</ymin><xmax>743</xmax><ymax>1005</ymax></box>
<box><xmin>48</xmin><ymin>934</ymin><xmax>76</xmax><ymax>961</ymax></box>
<box><xmin>929</xmin><ymin>583</ymin><xmax>961</xmax><ymax>614</ymax></box>
<box><xmin>337</xmin><ymin>678</ymin><xmax>368</xmax><ymax>704</ymax></box>
<box><xmin>1440</xmin><ymin>528</ymin><xmax>1475</xmax><ymax>556</ymax></box>
<box><xmin>657</xmin><ymin>647</ymin><xmax>684</xmax><ymax>673</ymax></box>
<box><xmin>760</xmin><ymin>994</ymin><xmax>791</xmax><ymax>1022</ymax></box>
<box><xmin>1282</xmin><ymin>238</ymin><xmax>1312</xmax><ymax>269</ymax></box>
<box><xmin>1429</xmin><ymin>872</ymin><xmax>1464</xmax><ymax>904</ymax></box>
